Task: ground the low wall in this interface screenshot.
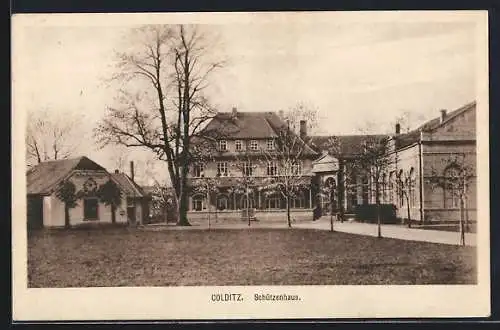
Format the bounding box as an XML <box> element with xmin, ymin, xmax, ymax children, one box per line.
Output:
<box><xmin>423</xmin><ymin>208</ymin><xmax>477</xmax><ymax>224</ymax></box>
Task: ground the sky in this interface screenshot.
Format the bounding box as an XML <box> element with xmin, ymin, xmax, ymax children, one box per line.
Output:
<box><xmin>14</xmin><ymin>13</ymin><xmax>481</xmax><ymax>185</ymax></box>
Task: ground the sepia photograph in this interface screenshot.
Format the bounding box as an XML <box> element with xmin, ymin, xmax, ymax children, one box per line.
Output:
<box><xmin>12</xmin><ymin>11</ymin><xmax>490</xmax><ymax>320</ymax></box>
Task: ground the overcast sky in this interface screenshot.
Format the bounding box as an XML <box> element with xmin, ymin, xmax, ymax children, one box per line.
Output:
<box><xmin>15</xmin><ymin>13</ymin><xmax>481</xmax><ymax>185</ymax></box>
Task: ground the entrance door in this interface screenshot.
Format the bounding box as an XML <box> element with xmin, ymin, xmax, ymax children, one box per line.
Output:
<box><xmin>127</xmin><ymin>206</ymin><xmax>136</xmax><ymax>224</ymax></box>
<box><xmin>27</xmin><ymin>196</ymin><xmax>43</xmax><ymax>229</ymax></box>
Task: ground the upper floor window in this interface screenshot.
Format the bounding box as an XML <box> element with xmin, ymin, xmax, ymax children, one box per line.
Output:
<box><xmin>250</xmin><ymin>140</ymin><xmax>258</xmax><ymax>151</ymax></box>
<box><xmin>235</xmin><ymin>140</ymin><xmax>242</xmax><ymax>151</ymax></box>
<box><xmin>243</xmin><ymin>162</ymin><xmax>253</xmax><ymax>177</ymax></box>
<box><xmin>217</xmin><ymin>162</ymin><xmax>228</xmax><ymax>177</ymax></box>
<box><xmin>193</xmin><ymin>164</ymin><xmax>204</xmax><ymax>178</ymax></box>
<box><xmin>267</xmin><ymin>161</ymin><xmax>278</xmax><ymax>176</ymax></box>
<box><xmin>219</xmin><ymin>140</ymin><xmax>227</xmax><ymax>151</ymax></box>
<box><xmin>267</xmin><ymin>139</ymin><xmax>275</xmax><ymax>150</ymax></box>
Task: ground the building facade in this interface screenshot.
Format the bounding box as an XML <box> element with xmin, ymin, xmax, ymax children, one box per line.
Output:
<box><xmin>187</xmin><ymin>101</ymin><xmax>476</xmax><ymax>224</ymax></box>
<box><xmin>26</xmin><ymin>157</ymin><xmax>150</xmax><ymax>228</ymax></box>
<box><xmin>187</xmin><ymin>108</ymin><xmax>319</xmax><ymax>221</ymax></box>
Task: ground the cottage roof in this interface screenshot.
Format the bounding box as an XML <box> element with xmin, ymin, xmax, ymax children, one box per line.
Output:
<box><xmin>110</xmin><ymin>172</ymin><xmax>149</xmax><ymax>199</ymax></box>
<box><xmin>395</xmin><ymin>101</ymin><xmax>476</xmax><ymax>149</ymax></box>
<box><xmin>26</xmin><ymin>156</ymin><xmax>107</xmax><ymax>195</ymax></box>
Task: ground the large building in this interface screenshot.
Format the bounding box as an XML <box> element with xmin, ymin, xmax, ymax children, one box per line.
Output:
<box><xmin>187</xmin><ymin>102</ymin><xmax>477</xmax><ymax>225</ymax></box>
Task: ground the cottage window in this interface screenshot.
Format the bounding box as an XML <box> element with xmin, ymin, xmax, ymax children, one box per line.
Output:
<box><xmin>217</xmin><ymin>162</ymin><xmax>228</xmax><ymax>177</ymax></box>
<box><xmin>243</xmin><ymin>162</ymin><xmax>253</xmax><ymax>176</ymax></box>
<box><xmin>219</xmin><ymin>140</ymin><xmax>227</xmax><ymax>151</ymax></box>
<box><xmin>193</xmin><ymin>164</ymin><xmax>204</xmax><ymax>178</ymax></box>
<box><xmin>267</xmin><ymin>162</ymin><xmax>278</xmax><ymax>176</ymax></box>
<box><xmin>235</xmin><ymin>140</ymin><xmax>243</xmax><ymax>151</ymax></box>
<box><xmin>217</xmin><ymin>195</ymin><xmax>228</xmax><ymax>210</ymax></box>
<box><xmin>192</xmin><ymin>195</ymin><xmax>204</xmax><ymax>211</ymax></box>
<box><xmin>267</xmin><ymin>139</ymin><xmax>275</xmax><ymax>150</ymax></box>
<box><xmin>250</xmin><ymin>140</ymin><xmax>258</xmax><ymax>151</ymax></box>
<box><xmin>83</xmin><ymin>198</ymin><xmax>99</xmax><ymax>220</ymax></box>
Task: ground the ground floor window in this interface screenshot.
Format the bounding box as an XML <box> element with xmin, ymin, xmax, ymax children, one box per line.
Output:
<box><xmin>266</xmin><ymin>197</ymin><xmax>281</xmax><ymax>209</ymax></box>
<box><xmin>217</xmin><ymin>195</ymin><xmax>229</xmax><ymax>210</ymax></box>
<box><xmin>290</xmin><ymin>195</ymin><xmax>305</xmax><ymax>209</ymax></box>
<box><xmin>83</xmin><ymin>198</ymin><xmax>99</xmax><ymax>220</ymax></box>
<box><xmin>240</xmin><ymin>196</ymin><xmax>254</xmax><ymax>209</ymax></box>
<box><xmin>192</xmin><ymin>195</ymin><xmax>204</xmax><ymax>211</ymax></box>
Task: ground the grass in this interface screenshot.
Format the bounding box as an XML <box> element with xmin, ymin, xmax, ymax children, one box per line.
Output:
<box><xmin>28</xmin><ymin>227</ymin><xmax>477</xmax><ymax>287</ymax></box>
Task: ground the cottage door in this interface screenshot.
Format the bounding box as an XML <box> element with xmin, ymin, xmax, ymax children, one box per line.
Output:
<box><xmin>127</xmin><ymin>207</ymin><xmax>136</xmax><ymax>224</ymax></box>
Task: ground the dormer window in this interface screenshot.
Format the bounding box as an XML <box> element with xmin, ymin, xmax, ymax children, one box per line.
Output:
<box><xmin>267</xmin><ymin>139</ymin><xmax>275</xmax><ymax>150</ymax></box>
<box><xmin>235</xmin><ymin>140</ymin><xmax>242</xmax><ymax>151</ymax></box>
<box><xmin>219</xmin><ymin>140</ymin><xmax>227</xmax><ymax>151</ymax></box>
<box><xmin>249</xmin><ymin>140</ymin><xmax>258</xmax><ymax>151</ymax></box>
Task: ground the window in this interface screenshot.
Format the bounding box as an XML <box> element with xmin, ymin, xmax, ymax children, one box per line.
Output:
<box><xmin>235</xmin><ymin>140</ymin><xmax>242</xmax><ymax>151</ymax></box>
<box><xmin>409</xmin><ymin>168</ymin><xmax>416</xmax><ymax>208</ymax></box>
<box><xmin>193</xmin><ymin>164</ymin><xmax>204</xmax><ymax>178</ymax></box>
<box><xmin>219</xmin><ymin>140</ymin><xmax>227</xmax><ymax>151</ymax></box>
<box><xmin>266</xmin><ymin>197</ymin><xmax>281</xmax><ymax>209</ymax></box>
<box><xmin>243</xmin><ymin>162</ymin><xmax>253</xmax><ymax>176</ymax></box>
<box><xmin>388</xmin><ymin>172</ymin><xmax>395</xmax><ymax>204</ymax></box>
<box><xmin>217</xmin><ymin>162</ymin><xmax>228</xmax><ymax>177</ymax></box>
<box><xmin>444</xmin><ymin>166</ymin><xmax>460</xmax><ymax>208</ymax></box>
<box><xmin>267</xmin><ymin>161</ymin><xmax>278</xmax><ymax>176</ymax></box>
<box><xmin>241</xmin><ymin>196</ymin><xmax>254</xmax><ymax>209</ymax></box>
<box><xmin>291</xmin><ymin>195</ymin><xmax>305</xmax><ymax>209</ymax></box>
<box><xmin>291</xmin><ymin>161</ymin><xmax>302</xmax><ymax>175</ymax></box>
<box><xmin>267</xmin><ymin>139</ymin><xmax>275</xmax><ymax>150</ymax></box>
<box><xmin>192</xmin><ymin>195</ymin><xmax>204</xmax><ymax>211</ymax></box>
<box><xmin>83</xmin><ymin>198</ymin><xmax>99</xmax><ymax>220</ymax></box>
<box><xmin>250</xmin><ymin>140</ymin><xmax>258</xmax><ymax>151</ymax></box>
<box><xmin>217</xmin><ymin>195</ymin><xmax>228</xmax><ymax>210</ymax></box>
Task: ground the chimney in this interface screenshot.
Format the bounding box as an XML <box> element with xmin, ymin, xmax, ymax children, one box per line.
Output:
<box><xmin>232</xmin><ymin>106</ymin><xmax>237</xmax><ymax>118</ymax></box>
<box><xmin>129</xmin><ymin>161</ymin><xmax>135</xmax><ymax>181</ymax></box>
<box><xmin>114</xmin><ymin>169</ymin><xmax>119</xmax><ymax>174</ymax></box>
<box><xmin>395</xmin><ymin>123</ymin><xmax>401</xmax><ymax>135</ymax></box>
<box><xmin>300</xmin><ymin>120</ymin><xmax>307</xmax><ymax>139</ymax></box>
<box><xmin>440</xmin><ymin>109</ymin><xmax>447</xmax><ymax>123</ymax></box>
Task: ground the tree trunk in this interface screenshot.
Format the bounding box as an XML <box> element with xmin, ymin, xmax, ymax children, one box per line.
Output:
<box><xmin>459</xmin><ymin>197</ymin><xmax>465</xmax><ymax>246</ymax></box>
<box><xmin>406</xmin><ymin>195</ymin><xmax>411</xmax><ymax>228</ymax></box>
<box><xmin>111</xmin><ymin>204</ymin><xmax>116</xmax><ymax>224</ymax></box>
<box><xmin>330</xmin><ymin>191</ymin><xmax>334</xmax><ymax>232</ymax></box>
<box><xmin>64</xmin><ymin>204</ymin><xmax>70</xmax><ymax>229</ymax></box>
<box><xmin>286</xmin><ymin>196</ymin><xmax>291</xmax><ymax>228</ymax></box>
<box><xmin>177</xmin><ymin>192</ymin><xmax>190</xmax><ymax>226</ymax></box>
<box><xmin>376</xmin><ymin>185</ymin><xmax>381</xmax><ymax>238</ymax></box>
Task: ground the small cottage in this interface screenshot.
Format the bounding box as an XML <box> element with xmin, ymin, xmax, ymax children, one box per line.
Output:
<box><xmin>26</xmin><ymin>156</ymin><xmax>149</xmax><ymax>229</ymax></box>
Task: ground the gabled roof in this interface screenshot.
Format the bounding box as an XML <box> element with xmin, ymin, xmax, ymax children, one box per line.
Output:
<box><xmin>395</xmin><ymin>101</ymin><xmax>476</xmax><ymax>149</ymax></box>
<box><xmin>26</xmin><ymin>156</ymin><xmax>107</xmax><ymax>195</ymax></box>
<box><xmin>201</xmin><ymin>111</ymin><xmax>279</xmax><ymax>139</ymax></box>
<box><xmin>197</xmin><ymin>111</ymin><xmax>318</xmax><ymax>157</ymax></box>
<box><xmin>309</xmin><ymin>135</ymin><xmax>389</xmax><ymax>158</ymax></box>
<box><xmin>110</xmin><ymin>172</ymin><xmax>149</xmax><ymax>199</ymax></box>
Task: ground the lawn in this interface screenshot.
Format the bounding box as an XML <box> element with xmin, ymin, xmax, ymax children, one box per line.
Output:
<box><xmin>27</xmin><ymin>227</ymin><xmax>477</xmax><ymax>287</ymax></box>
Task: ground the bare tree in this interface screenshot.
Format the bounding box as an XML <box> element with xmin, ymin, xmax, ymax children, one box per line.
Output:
<box><xmin>351</xmin><ymin>132</ymin><xmax>392</xmax><ymax>238</ymax></box>
<box><xmin>426</xmin><ymin>153</ymin><xmax>475</xmax><ymax>246</ymax></box>
<box><xmin>261</xmin><ymin>104</ymin><xmax>319</xmax><ymax>228</ymax></box>
<box><xmin>230</xmin><ymin>154</ymin><xmax>259</xmax><ymax>226</ymax></box>
<box><xmin>94</xmin><ymin>24</ymin><xmax>225</xmax><ymax>226</ymax></box>
<box><xmin>26</xmin><ymin>109</ymin><xmax>82</xmax><ymax>167</ymax></box>
<box><xmin>396</xmin><ymin>169</ymin><xmax>416</xmax><ymax>228</ymax></box>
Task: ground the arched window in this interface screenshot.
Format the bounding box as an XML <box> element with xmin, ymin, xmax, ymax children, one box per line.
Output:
<box><xmin>409</xmin><ymin>168</ymin><xmax>416</xmax><ymax>208</ymax></box>
<box><xmin>240</xmin><ymin>195</ymin><xmax>255</xmax><ymax>209</ymax></box>
<box><xmin>192</xmin><ymin>194</ymin><xmax>204</xmax><ymax>211</ymax></box>
<box><xmin>444</xmin><ymin>166</ymin><xmax>461</xmax><ymax>208</ymax></box>
<box><xmin>388</xmin><ymin>172</ymin><xmax>395</xmax><ymax>204</ymax></box>
<box><xmin>216</xmin><ymin>195</ymin><xmax>229</xmax><ymax>211</ymax></box>
<box><xmin>291</xmin><ymin>191</ymin><xmax>306</xmax><ymax>209</ymax></box>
